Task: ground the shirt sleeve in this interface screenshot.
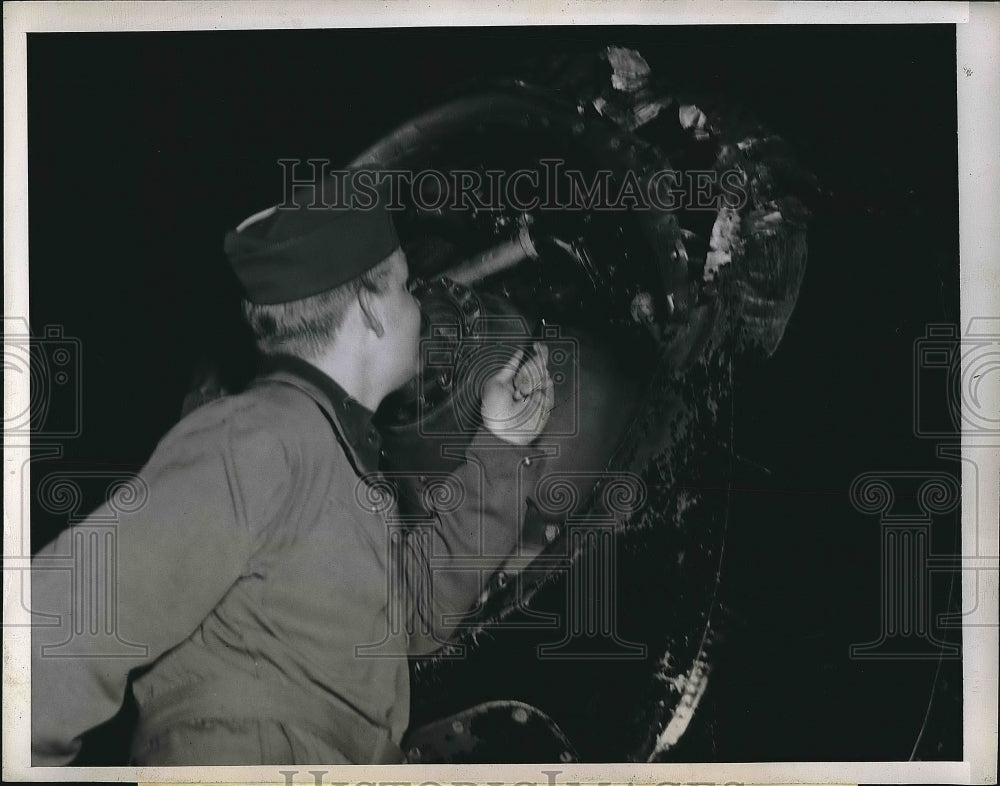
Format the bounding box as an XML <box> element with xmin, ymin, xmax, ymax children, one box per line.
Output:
<box><xmin>401</xmin><ymin>428</ymin><xmax>546</xmax><ymax>655</ymax></box>
<box><xmin>30</xmin><ymin>405</ymin><xmax>291</xmax><ymax>766</ymax></box>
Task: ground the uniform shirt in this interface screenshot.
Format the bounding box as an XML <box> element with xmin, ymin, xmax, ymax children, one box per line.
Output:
<box><xmin>31</xmin><ymin>354</ymin><xmax>542</xmax><ymax>765</ymax></box>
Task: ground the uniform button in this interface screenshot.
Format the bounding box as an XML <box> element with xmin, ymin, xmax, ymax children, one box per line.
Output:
<box><xmin>511</xmin><ymin>707</ymin><xmax>529</xmax><ymax>724</ymax></box>
<box><xmin>451</xmin><ymin>720</ymin><xmax>464</xmax><ymax>734</ymax></box>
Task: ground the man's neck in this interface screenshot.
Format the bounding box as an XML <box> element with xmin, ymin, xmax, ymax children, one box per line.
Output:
<box><xmin>309</xmin><ymin>345</ymin><xmax>382</xmax><ymax>413</ymax></box>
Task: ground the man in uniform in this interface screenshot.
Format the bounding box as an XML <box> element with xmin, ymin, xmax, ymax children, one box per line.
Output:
<box><xmin>31</xmin><ymin>176</ymin><xmax>554</xmax><ymax>765</ymax></box>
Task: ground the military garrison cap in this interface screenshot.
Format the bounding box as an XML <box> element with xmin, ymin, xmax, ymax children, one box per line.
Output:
<box><xmin>225</xmin><ymin>172</ymin><xmax>400</xmax><ymax>305</ymax></box>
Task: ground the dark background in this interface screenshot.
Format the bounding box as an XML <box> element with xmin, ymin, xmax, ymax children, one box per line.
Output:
<box><xmin>27</xmin><ymin>25</ymin><xmax>961</xmax><ymax>762</ymax></box>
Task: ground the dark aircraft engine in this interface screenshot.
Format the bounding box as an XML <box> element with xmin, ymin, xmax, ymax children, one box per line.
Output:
<box><xmin>350</xmin><ymin>49</ymin><xmax>812</xmax><ymax>763</ymax></box>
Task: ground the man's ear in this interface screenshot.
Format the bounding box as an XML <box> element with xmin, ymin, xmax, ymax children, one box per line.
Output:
<box><xmin>357</xmin><ymin>287</ymin><xmax>385</xmax><ymax>338</ymax></box>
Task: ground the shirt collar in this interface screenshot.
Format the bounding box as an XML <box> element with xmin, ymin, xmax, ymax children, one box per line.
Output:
<box><xmin>255</xmin><ymin>353</ymin><xmax>383</xmax><ymax>474</ymax></box>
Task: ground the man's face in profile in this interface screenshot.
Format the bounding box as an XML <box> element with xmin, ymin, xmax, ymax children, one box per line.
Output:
<box><xmin>375</xmin><ymin>248</ymin><xmax>423</xmax><ymax>393</ymax></box>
